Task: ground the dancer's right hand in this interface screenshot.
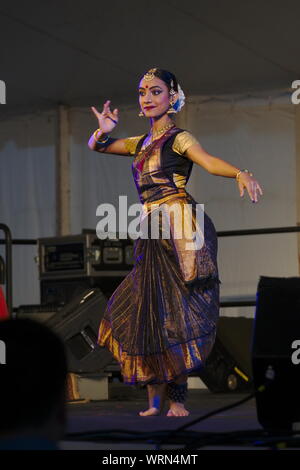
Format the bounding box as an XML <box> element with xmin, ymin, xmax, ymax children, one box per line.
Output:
<box><xmin>90</xmin><ymin>100</ymin><xmax>119</xmax><ymax>134</ymax></box>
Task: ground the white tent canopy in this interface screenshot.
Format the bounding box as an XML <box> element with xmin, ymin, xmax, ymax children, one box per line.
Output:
<box><xmin>0</xmin><ymin>0</ymin><xmax>299</xmax><ymax>115</ymax></box>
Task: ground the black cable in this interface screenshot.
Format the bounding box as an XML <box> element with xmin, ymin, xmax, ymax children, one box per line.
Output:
<box><xmin>64</xmin><ymin>429</ymin><xmax>200</xmax><ymax>442</ymax></box>
<box><xmin>184</xmin><ymin>429</ymin><xmax>300</xmax><ymax>450</ymax></box>
<box><xmin>184</xmin><ymin>428</ymin><xmax>269</xmax><ymax>450</ymax></box>
<box><xmin>155</xmin><ymin>364</ymin><xmax>281</xmax><ymax>449</ymax></box>
<box><xmin>65</xmin><ymin>425</ymin><xmax>300</xmax><ymax>449</ymax></box>
<box><xmin>155</xmin><ymin>391</ymin><xmax>256</xmax><ymax>448</ymax></box>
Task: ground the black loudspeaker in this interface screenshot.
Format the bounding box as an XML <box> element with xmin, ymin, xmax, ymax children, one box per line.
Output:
<box><xmin>46</xmin><ymin>287</ymin><xmax>114</xmax><ymax>373</ymax></box>
<box><xmin>198</xmin><ymin>317</ymin><xmax>254</xmax><ymax>393</ymax></box>
<box><xmin>41</xmin><ymin>277</ymin><xmax>126</xmax><ymax>307</ymax></box>
<box><xmin>252</xmin><ymin>275</ymin><xmax>300</xmax><ymax>431</ymax></box>
<box><xmin>41</xmin><ymin>278</ymin><xmax>92</xmax><ymax>306</ymax></box>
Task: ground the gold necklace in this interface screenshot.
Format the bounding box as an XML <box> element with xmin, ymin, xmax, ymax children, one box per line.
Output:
<box><xmin>149</xmin><ymin>122</ymin><xmax>175</xmax><ymax>142</ymax></box>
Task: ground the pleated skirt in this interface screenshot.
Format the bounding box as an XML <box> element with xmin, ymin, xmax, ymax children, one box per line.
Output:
<box><xmin>98</xmin><ymin>194</ymin><xmax>221</xmax><ymax>385</ymax></box>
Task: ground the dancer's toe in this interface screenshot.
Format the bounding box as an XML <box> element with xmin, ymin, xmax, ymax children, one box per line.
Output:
<box><xmin>166</xmin><ymin>404</ymin><xmax>189</xmax><ymax>417</ymax></box>
<box><xmin>139</xmin><ymin>407</ymin><xmax>160</xmax><ymax>417</ymax></box>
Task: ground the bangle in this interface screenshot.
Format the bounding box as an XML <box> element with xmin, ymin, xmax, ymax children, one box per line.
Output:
<box><xmin>236</xmin><ymin>169</ymin><xmax>253</xmax><ymax>181</ymax></box>
<box><xmin>93</xmin><ymin>128</ymin><xmax>110</xmax><ymax>144</ymax></box>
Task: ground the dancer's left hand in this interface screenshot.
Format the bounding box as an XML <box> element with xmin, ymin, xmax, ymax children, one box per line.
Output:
<box><xmin>237</xmin><ymin>173</ymin><xmax>263</xmax><ymax>203</ymax></box>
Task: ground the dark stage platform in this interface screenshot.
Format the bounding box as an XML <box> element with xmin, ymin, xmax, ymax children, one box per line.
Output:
<box><xmin>62</xmin><ymin>382</ymin><xmax>264</xmax><ymax>450</ymax></box>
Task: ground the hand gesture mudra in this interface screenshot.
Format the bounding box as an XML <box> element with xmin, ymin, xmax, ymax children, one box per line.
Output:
<box><xmin>91</xmin><ymin>100</ymin><xmax>119</xmax><ymax>134</ymax></box>
<box><xmin>237</xmin><ymin>172</ymin><xmax>263</xmax><ymax>203</ymax></box>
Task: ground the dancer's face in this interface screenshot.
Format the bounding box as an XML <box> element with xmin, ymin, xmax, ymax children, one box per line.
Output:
<box><xmin>138</xmin><ymin>76</ymin><xmax>178</xmax><ymax>118</ymax></box>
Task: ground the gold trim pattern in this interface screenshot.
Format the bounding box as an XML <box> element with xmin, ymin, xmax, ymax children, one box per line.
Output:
<box><xmin>123</xmin><ymin>135</ymin><xmax>145</xmax><ymax>155</ymax></box>
<box><xmin>173</xmin><ymin>131</ymin><xmax>200</xmax><ymax>155</ymax></box>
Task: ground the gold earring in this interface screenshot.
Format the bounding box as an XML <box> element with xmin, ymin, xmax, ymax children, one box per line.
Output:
<box><xmin>168</xmin><ymin>83</ymin><xmax>177</xmax><ymax>114</ymax></box>
<box><xmin>167</xmin><ymin>102</ymin><xmax>177</xmax><ymax>114</ymax></box>
<box><xmin>138</xmin><ymin>109</ymin><xmax>144</xmax><ymax>117</ymax></box>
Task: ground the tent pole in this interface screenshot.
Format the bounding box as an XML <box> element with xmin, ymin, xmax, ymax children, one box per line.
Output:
<box><xmin>55</xmin><ymin>104</ymin><xmax>71</xmax><ymax>236</ymax></box>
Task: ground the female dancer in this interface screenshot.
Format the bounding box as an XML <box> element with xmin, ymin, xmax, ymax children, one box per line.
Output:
<box><xmin>88</xmin><ymin>68</ymin><xmax>263</xmax><ymax>417</ymax></box>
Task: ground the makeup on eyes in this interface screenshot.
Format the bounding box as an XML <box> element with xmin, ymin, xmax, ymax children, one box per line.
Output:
<box><xmin>139</xmin><ymin>88</ymin><xmax>162</xmax><ymax>96</ymax></box>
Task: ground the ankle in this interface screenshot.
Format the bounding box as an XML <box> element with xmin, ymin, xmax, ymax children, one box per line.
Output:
<box><xmin>166</xmin><ymin>382</ymin><xmax>188</xmax><ymax>404</ymax></box>
<box><xmin>169</xmin><ymin>402</ymin><xmax>185</xmax><ymax>407</ymax></box>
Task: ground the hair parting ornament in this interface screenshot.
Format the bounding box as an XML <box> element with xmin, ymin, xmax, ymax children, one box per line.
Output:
<box><xmin>143</xmin><ymin>68</ymin><xmax>157</xmax><ymax>81</ymax></box>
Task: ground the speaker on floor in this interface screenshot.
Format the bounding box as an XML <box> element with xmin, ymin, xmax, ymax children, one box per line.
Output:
<box><xmin>41</xmin><ymin>278</ymin><xmax>92</xmax><ymax>306</ymax></box>
<box><xmin>45</xmin><ymin>287</ymin><xmax>114</xmax><ymax>374</ymax></box>
<box><xmin>252</xmin><ymin>275</ymin><xmax>300</xmax><ymax>431</ymax></box>
<box><xmin>41</xmin><ymin>277</ymin><xmax>126</xmax><ymax>307</ymax></box>
<box><xmin>198</xmin><ymin>317</ymin><xmax>254</xmax><ymax>393</ymax></box>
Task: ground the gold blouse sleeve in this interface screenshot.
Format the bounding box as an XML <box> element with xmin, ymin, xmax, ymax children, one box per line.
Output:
<box><xmin>123</xmin><ymin>135</ymin><xmax>145</xmax><ymax>155</ymax></box>
<box><xmin>172</xmin><ymin>131</ymin><xmax>200</xmax><ymax>156</ymax></box>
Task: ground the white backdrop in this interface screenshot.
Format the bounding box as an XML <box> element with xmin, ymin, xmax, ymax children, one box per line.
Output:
<box><xmin>0</xmin><ymin>111</ymin><xmax>56</xmax><ymax>309</ymax></box>
<box><xmin>0</xmin><ymin>92</ymin><xmax>298</xmax><ymax>315</ymax></box>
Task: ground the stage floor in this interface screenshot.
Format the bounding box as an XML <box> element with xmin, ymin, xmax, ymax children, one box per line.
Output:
<box><xmin>61</xmin><ymin>382</ymin><xmax>263</xmax><ymax>450</ymax></box>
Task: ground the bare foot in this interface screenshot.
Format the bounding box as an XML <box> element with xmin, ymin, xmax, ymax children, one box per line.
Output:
<box><xmin>139</xmin><ymin>383</ymin><xmax>167</xmax><ymax>417</ymax></box>
<box><xmin>166</xmin><ymin>403</ymin><xmax>190</xmax><ymax>417</ymax></box>
<box><xmin>139</xmin><ymin>407</ymin><xmax>161</xmax><ymax>417</ymax></box>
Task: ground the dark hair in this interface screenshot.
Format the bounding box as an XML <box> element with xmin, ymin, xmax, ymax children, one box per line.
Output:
<box><xmin>140</xmin><ymin>68</ymin><xmax>179</xmax><ymax>93</ymax></box>
<box><xmin>0</xmin><ymin>318</ymin><xmax>67</xmax><ymax>433</ymax></box>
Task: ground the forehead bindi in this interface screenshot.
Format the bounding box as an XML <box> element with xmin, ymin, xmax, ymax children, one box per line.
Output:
<box><xmin>139</xmin><ymin>77</ymin><xmax>166</xmax><ymax>90</ymax></box>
